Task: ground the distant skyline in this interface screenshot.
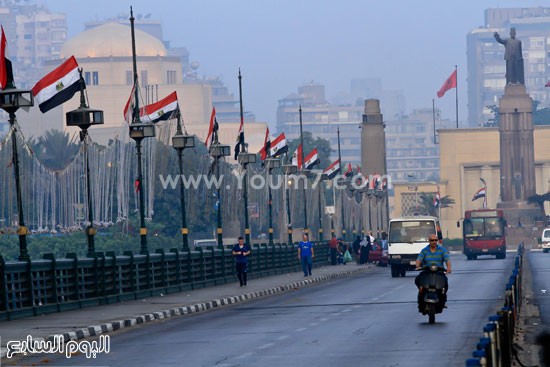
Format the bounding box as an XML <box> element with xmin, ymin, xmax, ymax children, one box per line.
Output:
<box><xmin>43</xmin><ymin>0</ymin><xmax>545</xmax><ymax>128</ymax></box>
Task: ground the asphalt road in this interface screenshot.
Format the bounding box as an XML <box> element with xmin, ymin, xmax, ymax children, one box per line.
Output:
<box><xmin>12</xmin><ymin>254</ymin><xmax>515</xmax><ymax>367</ymax></box>
<box><xmin>529</xmin><ymin>251</ymin><xmax>550</xmax><ymax>326</ymax></box>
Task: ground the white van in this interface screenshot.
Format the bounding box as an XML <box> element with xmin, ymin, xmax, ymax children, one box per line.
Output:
<box><xmin>541</xmin><ymin>229</ymin><xmax>550</xmax><ymax>253</ymax></box>
<box><xmin>388</xmin><ymin>216</ymin><xmax>442</xmax><ymax>278</ymax></box>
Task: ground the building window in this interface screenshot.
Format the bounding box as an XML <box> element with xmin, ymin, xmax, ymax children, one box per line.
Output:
<box><xmin>166</xmin><ymin>70</ymin><xmax>176</xmax><ymax>84</ymax></box>
<box><xmin>126</xmin><ymin>71</ymin><xmax>133</xmax><ymax>85</ymax></box>
<box><xmin>24</xmin><ymin>34</ymin><xmax>32</xmax><ymax>39</ymax></box>
<box><xmin>92</xmin><ymin>72</ymin><xmax>98</xmax><ymax>85</ymax></box>
<box><xmin>84</xmin><ymin>72</ymin><xmax>90</xmax><ymax>86</ymax></box>
<box><xmin>141</xmin><ymin>70</ymin><xmax>148</xmax><ymax>86</ymax></box>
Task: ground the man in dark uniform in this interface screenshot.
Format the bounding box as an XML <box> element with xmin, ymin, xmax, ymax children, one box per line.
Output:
<box><xmin>232</xmin><ymin>237</ymin><xmax>251</xmax><ymax>286</ymax></box>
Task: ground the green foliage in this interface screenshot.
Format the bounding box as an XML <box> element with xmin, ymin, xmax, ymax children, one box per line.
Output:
<box><xmin>287</xmin><ymin>131</ymin><xmax>333</xmax><ymax>169</ymax></box>
<box><xmin>32</xmin><ymin>129</ymin><xmax>80</xmax><ymax>170</ymax></box>
<box><xmin>484</xmin><ymin>101</ymin><xmax>550</xmax><ymax>127</ymax></box>
<box><xmin>418</xmin><ymin>192</ymin><xmax>455</xmax><ymax>217</ymax></box>
<box><xmin>527</xmin><ymin>193</ymin><xmax>550</xmax><ymax>215</ymax></box>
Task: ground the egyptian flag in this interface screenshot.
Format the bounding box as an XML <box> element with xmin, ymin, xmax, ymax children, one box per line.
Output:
<box><xmin>32</xmin><ymin>56</ymin><xmax>80</xmax><ymax>113</ymax></box>
<box><xmin>0</xmin><ymin>26</ymin><xmax>7</xmax><ymax>90</ymax></box>
<box><xmin>234</xmin><ymin>115</ymin><xmax>244</xmax><ymax>160</ymax></box>
<box><xmin>259</xmin><ymin>126</ymin><xmax>271</xmax><ymax>161</ymax></box>
<box><xmin>546</xmin><ymin>80</ymin><xmax>550</xmax><ymax>88</ymax></box>
<box><xmin>374</xmin><ymin>174</ymin><xmax>381</xmax><ymax>189</ymax></box>
<box><xmin>270</xmin><ymin>132</ymin><xmax>288</xmax><ymax>158</ymax></box>
<box><xmin>140</xmin><ymin>91</ymin><xmax>178</xmax><ymax>123</ymax></box>
<box><xmin>344</xmin><ymin>163</ymin><xmax>353</xmax><ymax>178</ymax></box>
<box><xmin>205</xmin><ymin>107</ymin><xmax>217</xmax><ymax>148</ymax></box>
<box><xmin>437</xmin><ymin>69</ymin><xmax>457</xmax><ymax>98</ymax></box>
<box><xmin>123</xmin><ymin>85</ymin><xmax>136</xmax><ymax>123</ymax></box>
<box><xmin>304</xmin><ymin>148</ymin><xmax>319</xmax><ymax>169</ymax></box>
<box><xmin>291</xmin><ymin>144</ymin><xmax>303</xmax><ymax>169</ymax></box>
<box><xmin>472</xmin><ymin>187</ymin><xmax>486</xmax><ymax>201</ymax></box>
<box><xmin>382</xmin><ymin>177</ymin><xmax>387</xmax><ymax>190</ymax></box>
<box><xmin>323</xmin><ymin>159</ymin><xmax>340</xmax><ymax>179</ymax></box>
<box><xmin>433</xmin><ymin>191</ymin><xmax>441</xmax><ymax>207</ymax></box>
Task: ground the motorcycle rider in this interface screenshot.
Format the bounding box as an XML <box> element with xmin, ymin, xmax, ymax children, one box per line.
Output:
<box><xmin>415</xmin><ymin>234</ymin><xmax>451</xmax><ymax>310</ymax></box>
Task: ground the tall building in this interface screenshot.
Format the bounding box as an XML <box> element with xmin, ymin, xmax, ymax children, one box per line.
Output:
<box><xmin>201</xmin><ymin>76</ymin><xmax>256</xmax><ymax>123</ymax></box>
<box><xmin>0</xmin><ymin>2</ymin><xmax>67</xmax><ymax>88</ymax></box>
<box><xmin>277</xmin><ymin>82</ymin><xmax>362</xmax><ymax>165</ymax></box>
<box><xmin>385</xmin><ymin>108</ymin><xmax>453</xmax><ymax>182</ymax></box>
<box><xmin>468</xmin><ymin>7</ymin><xmax>550</xmax><ymax>126</ymax></box>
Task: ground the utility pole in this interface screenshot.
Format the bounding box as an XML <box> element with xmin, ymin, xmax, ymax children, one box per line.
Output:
<box><xmin>299</xmin><ymin>104</ymin><xmax>308</xmax><ymax>235</ymax></box>
<box><xmin>337</xmin><ymin>127</ymin><xmax>345</xmax><ymax>239</ymax></box>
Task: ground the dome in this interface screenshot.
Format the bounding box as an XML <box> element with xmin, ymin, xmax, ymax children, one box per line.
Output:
<box><xmin>60</xmin><ymin>23</ymin><xmax>166</xmax><ymax>58</ymax></box>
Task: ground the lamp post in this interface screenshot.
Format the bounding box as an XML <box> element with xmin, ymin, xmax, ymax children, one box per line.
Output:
<box><xmin>408</xmin><ymin>174</ymin><xmax>419</xmax><ymax>215</ymax></box>
<box><xmin>210</xmin><ymin>142</ymin><xmax>231</xmax><ymax>247</ymax></box>
<box><xmin>172</xmin><ymin>111</ymin><xmax>195</xmax><ymax>251</ymax></box>
<box><xmin>128</xmin><ymin>7</ymin><xmax>155</xmax><ymax>255</ymax></box>
<box><xmin>65</xmin><ymin>69</ymin><xmax>104</xmax><ymax>257</ymax></box>
<box><xmin>265</xmin><ymin>158</ymin><xmax>281</xmax><ymax>245</ymax></box>
<box><xmin>317</xmin><ymin>173</ymin><xmax>328</xmax><ymax>242</ymax></box>
<box><xmin>298</xmin><ymin>105</ymin><xmax>308</xmax><ymax>235</ymax></box>
<box><xmin>367</xmin><ymin>188</ymin><xmax>374</xmax><ymax>232</ymax></box>
<box><xmin>0</xmin><ymin>87</ymin><xmax>33</xmax><ymax>261</ymax></box>
<box><xmin>337</xmin><ymin>127</ymin><xmax>346</xmax><ymax>240</ymax></box>
<box><xmin>283</xmin><ymin>162</ymin><xmax>297</xmax><ymax>244</ymax></box>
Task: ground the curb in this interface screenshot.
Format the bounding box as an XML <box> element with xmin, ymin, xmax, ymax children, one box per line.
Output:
<box><xmin>1</xmin><ymin>265</ymin><xmax>371</xmax><ymax>360</ymax></box>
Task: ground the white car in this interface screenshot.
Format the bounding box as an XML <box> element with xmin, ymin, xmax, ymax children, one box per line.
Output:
<box><xmin>542</xmin><ymin>228</ymin><xmax>550</xmax><ymax>253</ymax></box>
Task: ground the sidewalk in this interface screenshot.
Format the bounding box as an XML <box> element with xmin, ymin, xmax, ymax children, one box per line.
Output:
<box><xmin>0</xmin><ymin>262</ymin><xmax>373</xmax><ymax>358</ymax></box>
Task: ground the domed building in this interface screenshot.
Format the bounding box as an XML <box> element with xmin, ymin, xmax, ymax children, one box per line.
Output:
<box><xmin>18</xmin><ymin>22</ymin><xmax>267</xmax><ymax>158</ymax></box>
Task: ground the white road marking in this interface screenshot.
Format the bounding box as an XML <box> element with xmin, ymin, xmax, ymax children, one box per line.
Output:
<box><xmin>258</xmin><ymin>343</ymin><xmax>274</xmax><ymax>350</ymax></box>
<box><xmin>320</xmin><ymin>318</ymin><xmax>329</xmax><ymax>321</ymax></box>
<box><xmin>310</xmin><ymin>322</ymin><xmax>319</xmax><ymax>326</ymax></box>
<box><xmin>277</xmin><ymin>335</ymin><xmax>290</xmax><ymax>341</ymax></box>
<box><xmin>342</xmin><ymin>308</ymin><xmax>352</xmax><ymax>313</ymax></box>
<box><xmin>236</xmin><ymin>352</ymin><xmax>253</xmax><ymax>359</ymax></box>
<box><xmin>296</xmin><ymin>327</ymin><xmax>306</xmax><ymax>332</ymax></box>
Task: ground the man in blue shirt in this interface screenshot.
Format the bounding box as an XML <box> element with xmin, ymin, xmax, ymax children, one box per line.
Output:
<box><xmin>415</xmin><ymin>234</ymin><xmax>452</xmax><ymax>307</ymax></box>
<box><xmin>298</xmin><ymin>234</ymin><xmax>314</xmax><ymax>276</ymax></box>
<box><xmin>232</xmin><ymin>237</ymin><xmax>251</xmax><ymax>286</ymax></box>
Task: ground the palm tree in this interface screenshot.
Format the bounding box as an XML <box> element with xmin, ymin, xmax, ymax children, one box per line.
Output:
<box><xmin>528</xmin><ymin>193</ymin><xmax>550</xmax><ymax>216</ymax></box>
<box><xmin>33</xmin><ymin>129</ymin><xmax>80</xmax><ymax>171</ymax></box>
<box><xmin>418</xmin><ymin>192</ymin><xmax>455</xmax><ymax>217</ymax></box>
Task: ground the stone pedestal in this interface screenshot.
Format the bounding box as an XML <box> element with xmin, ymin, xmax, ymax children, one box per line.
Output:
<box><xmin>497</xmin><ymin>84</ymin><xmax>544</xmax><ymax>225</ymax></box>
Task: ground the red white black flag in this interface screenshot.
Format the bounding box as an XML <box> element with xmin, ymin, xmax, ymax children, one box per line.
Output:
<box><xmin>32</xmin><ymin>56</ymin><xmax>80</xmax><ymax>113</ymax></box>
<box><xmin>259</xmin><ymin>126</ymin><xmax>271</xmax><ymax>161</ymax></box>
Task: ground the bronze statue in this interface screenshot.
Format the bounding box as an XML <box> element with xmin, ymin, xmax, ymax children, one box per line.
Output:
<box><xmin>494</xmin><ymin>28</ymin><xmax>525</xmax><ymax>85</ymax></box>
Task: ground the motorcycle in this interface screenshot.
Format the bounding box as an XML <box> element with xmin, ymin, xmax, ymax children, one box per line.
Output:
<box><xmin>415</xmin><ymin>264</ymin><xmax>447</xmax><ymax>324</ymax></box>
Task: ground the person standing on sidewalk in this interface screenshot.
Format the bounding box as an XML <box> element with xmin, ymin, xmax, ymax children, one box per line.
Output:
<box><xmin>298</xmin><ymin>234</ymin><xmax>314</xmax><ymax>276</ymax></box>
<box><xmin>232</xmin><ymin>237</ymin><xmax>251</xmax><ymax>286</ymax></box>
<box><xmin>329</xmin><ymin>234</ymin><xmax>338</xmax><ymax>265</ymax></box>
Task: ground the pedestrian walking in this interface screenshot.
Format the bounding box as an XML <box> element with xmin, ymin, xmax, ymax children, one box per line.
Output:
<box><xmin>232</xmin><ymin>236</ymin><xmax>251</xmax><ymax>286</ymax></box>
<box><xmin>359</xmin><ymin>232</ymin><xmax>372</xmax><ymax>264</ymax></box>
<box><xmin>329</xmin><ymin>234</ymin><xmax>338</xmax><ymax>265</ymax></box>
<box><xmin>298</xmin><ymin>234</ymin><xmax>314</xmax><ymax>276</ymax></box>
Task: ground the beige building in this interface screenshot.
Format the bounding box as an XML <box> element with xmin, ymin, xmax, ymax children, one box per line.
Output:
<box><xmin>17</xmin><ymin>22</ymin><xmax>266</xmax><ymax>155</ymax></box>
<box><xmin>391</xmin><ymin>126</ymin><xmax>550</xmax><ymax>238</ymax></box>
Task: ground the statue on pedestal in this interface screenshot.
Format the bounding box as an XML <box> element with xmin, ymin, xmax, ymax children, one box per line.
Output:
<box><xmin>494</xmin><ymin>27</ymin><xmax>525</xmax><ymax>85</ymax></box>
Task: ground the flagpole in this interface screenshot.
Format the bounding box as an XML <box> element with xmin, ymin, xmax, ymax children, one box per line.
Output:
<box><xmin>337</xmin><ymin>126</ymin><xmax>346</xmax><ymax>240</ymax></box>
<box><xmin>432</xmin><ymin>98</ymin><xmax>437</xmax><ymax>144</ymax></box>
<box><xmin>455</xmin><ymin>65</ymin><xmax>458</xmax><ymax>129</ymax></box>
<box><xmin>299</xmin><ymin>104</ymin><xmax>308</xmax><ymax>236</ymax></box>
<box><xmin>238</xmin><ymin>69</ymin><xmax>251</xmax><ymax>246</ymax></box>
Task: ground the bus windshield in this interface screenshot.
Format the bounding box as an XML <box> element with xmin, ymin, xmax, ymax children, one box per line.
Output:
<box><xmin>464</xmin><ymin>217</ymin><xmax>504</xmax><ymax>239</ymax></box>
<box><xmin>389</xmin><ymin>220</ymin><xmax>436</xmax><ymax>243</ymax></box>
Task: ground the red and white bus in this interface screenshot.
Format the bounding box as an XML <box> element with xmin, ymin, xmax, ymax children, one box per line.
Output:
<box><xmin>461</xmin><ymin>209</ymin><xmax>506</xmax><ymax>260</ymax></box>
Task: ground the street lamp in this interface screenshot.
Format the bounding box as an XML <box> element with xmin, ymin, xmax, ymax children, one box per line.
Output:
<box><xmin>265</xmin><ymin>158</ymin><xmax>281</xmax><ymax>245</ymax></box>
<box><xmin>317</xmin><ymin>173</ymin><xmax>328</xmax><ymax>242</ymax></box>
<box><xmin>238</xmin><ymin>151</ymin><xmax>256</xmax><ymax>246</ymax></box>
<box><xmin>0</xmin><ymin>87</ymin><xmax>33</xmax><ymax>261</ymax></box>
<box><xmin>211</xmin><ymin>142</ymin><xmax>231</xmax><ymax>247</ymax></box>
<box><xmin>129</xmin><ymin>8</ymin><xmax>155</xmax><ymax>255</ymax></box>
<box><xmin>283</xmin><ymin>163</ymin><xmax>297</xmax><ymax>244</ymax></box>
<box><xmin>65</xmin><ymin>68</ymin><xmax>104</xmax><ymax>257</ymax></box>
<box><xmin>172</xmin><ymin>111</ymin><xmax>195</xmax><ymax>251</ymax></box>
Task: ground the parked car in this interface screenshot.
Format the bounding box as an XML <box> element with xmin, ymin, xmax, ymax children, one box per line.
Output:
<box><xmin>368</xmin><ymin>242</ymin><xmax>389</xmax><ymax>266</ymax></box>
<box><xmin>541</xmin><ymin>228</ymin><xmax>550</xmax><ymax>253</ymax></box>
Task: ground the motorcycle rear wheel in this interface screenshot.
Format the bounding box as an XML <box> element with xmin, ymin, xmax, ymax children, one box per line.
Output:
<box><xmin>428</xmin><ymin>304</ymin><xmax>435</xmax><ymax>324</ymax></box>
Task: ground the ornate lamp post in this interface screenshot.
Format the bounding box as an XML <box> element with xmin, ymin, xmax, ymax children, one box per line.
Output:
<box><xmin>172</xmin><ymin>111</ymin><xmax>195</xmax><ymax>251</ymax></box>
<box><xmin>237</xmin><ymin>151</ymin><xmax>256</xmax><ymax>245</ymax></box>
<box><xmin>210</xmin><ymin>142</ymin><xmax>230</xmax><ymax>247</ymax></box>
<box><xmin>265</xmin><ymin>158</ymin><xmax>281</xmax><ymax>245</ymax></box>
<box><xmin>128</xmin><ymin>7</ymin><xmax>155</xmax><ymax>255</ymax></box>
<box><xmin>282</xmin><ymin>162</ymin><xmax>297</xmax><ymax>244</ymax></box>
<box><xmin>317</xmin><ymin>173</ymin><xmax>328</xmax><ymax>242</ymax></box>
<box><xmin>0</xmin><ymin>87</ymin><xmax>33</xmax><ymax>261</ymax></box>
<box><xmin>66</xmin><ymin>69</ymin><xmax>104</xmax><ymax>257</ymax></box>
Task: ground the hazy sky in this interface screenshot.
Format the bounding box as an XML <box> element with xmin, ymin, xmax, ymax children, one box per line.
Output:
<box><xmin>44</xmin><ymin>0</ymin><xmax>545</xmax><ymax>127</ymax></box>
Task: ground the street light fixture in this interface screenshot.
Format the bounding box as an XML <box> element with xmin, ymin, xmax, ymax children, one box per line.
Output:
<box><xmin>265</xmin><ymin>158</ymin><xmax>281</xmax><ymax>245</ymax></box>
<box><xmin>172</xmin><ymin>111</ymin><xmax>195</xmax><ymax>251</ymax></box>
<box><xmin>210</xmin><ymin>142</ymin><xmax>230</xmax><ymax>247</ymax></box>
<box><xmin>317</xmin><ymin>173</ymin><xmax>328</xmax><ymax>241</ymax></box>
<box><xmin>65</xmin><ymin>68</ymin><xmax>104</xmax><ymax>257</ymax></box>
<box><xmin>282</xmin><ymin>163</ymin><xmax>297</xmax><ymax>244</ymax></box>
<box><xmin>0</xmin><ymin>88</ymin><xmax>34</xmax><ymax>261</ymax></box>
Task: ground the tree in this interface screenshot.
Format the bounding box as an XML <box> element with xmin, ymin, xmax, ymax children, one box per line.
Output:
<box><xmin>32</xmin><ymin>129</ymin><xmax>80</xmax><ymax>171</ymax></box>
<box><xmin>484</xmin><ymin>100</ymin><xmax>550</xmax><ymax>127</ymax></box>
<box><xmin>418</xmin><ymin>192</ymin><xmax>455</xmax><ymax>217</ymax></box>
<box><xmin>527</xmin><ymin>193</ymin><xmax>550</xmax><ymax>215</ymax></box>
<box><xmin>287</xmin><ymin>131</ymin><xmax>333</xmax><ymax>169</ymax></box>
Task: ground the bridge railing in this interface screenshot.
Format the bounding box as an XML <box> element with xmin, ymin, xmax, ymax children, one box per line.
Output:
<box><xmin>0</xmin><ymin>241</ymin><xmax>329</xmax><ymax>321</ymax></box>
<box><xmin>465</xmin><ymin>243</ymin><xmax>524</xmax><ymax>367</ymax></box>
